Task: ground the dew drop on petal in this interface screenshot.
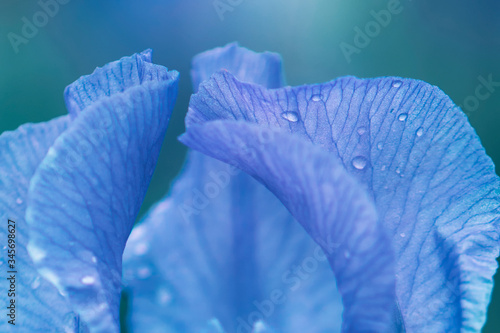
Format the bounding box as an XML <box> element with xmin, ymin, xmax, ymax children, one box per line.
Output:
<box><xmin>398</xmin><ymin>113</ymin><xmax>408</xmax><ymax>122</ymax></box>
<box><xmin>27</xmin><ymin>243</ymin><xmax>47</xmax><ymax>262</ymax></box>
<box><xmin>377</xmin><ymin>142</ymin><xmax>384</xmax><ymax>150</ymax></box>
<box><xmin>400</xmin><ymin>233</ymin><xmax>406</xmax><ymax>238</ymax></box>
<box><xmin>137</xmin><ymin>266</ymin><xmax>152</xmax><ymax>279</ymax></box>
<box><xmin>16</xmin><ymin>198</ymin><xmax>22</xmax><ymax>205</ymax></box>
<box><xmin>352</xmin><ymin>156</ymin><xmax>368</xmax><ymax>170</ymax></box>
<box><xmin>416</xmin><ymin>127</ymin><xmax>424</xmax><ymax>137</ymax></box>
<box><xmin>281</xmin><ymin>111</ymin><xmax>299</xmax><ymax>122</ymax></box>
<box><xmin>311</xmin><ymin>94</ymin><xmax>323</xmax><ymax>102</ymax></box>
<box><xmin>253</xmin><ymin>321</ymin><xmax>268</xmax><ymax>333</ymax></box>
<box><xmin>396</xmin><ymin>167</ymin><xmax>402</xmax><ymax>174</ymax></box>
<box><xmin>392</xmin><ymin>80</ymin><xmax>403</xmax><ymax>88</ymax></box>
<box><xmin>134</xmin><ymin>243</ymin><xmax>149</xmax><ymax>256</ymax></box>
<box><xmin>81</xmin><ymin>276</ymin><xmax>95</xmax><ymax>285</ymax></box>
<box><xmin>357</xmin><ymin>127</ymin><xmax>366</xmax><ymax>135</ymax></box>
<box><xmin>156</xmin><ymin>287</ymin><xmax>172</xmax><ymax>305</ymax></box>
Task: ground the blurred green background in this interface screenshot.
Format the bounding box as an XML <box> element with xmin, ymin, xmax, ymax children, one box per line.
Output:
<box><xmin>1</xmin><ymin>0</ymin><xmax>499</xmax><ymax>330</ymax></box>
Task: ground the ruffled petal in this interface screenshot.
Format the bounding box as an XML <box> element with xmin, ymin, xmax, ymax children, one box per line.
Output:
<box><xmin>0</xmin><ymin>117</ymin><xmax>84</xmax><ymax>332</ymax></box>
<box><xmin>191</xmin><ymin>42</ymin><xmax>285</xmax><ymax>92</ymax></box>
<box><xmin>124</xmin><ymin>44</ymin><xmax>345</xmax><ymax>333</ymax></box>
<box><xmin>26</xmin><ymin>52</ymin><xmax>179</xmax><ymax>332</ymax></box>
<box><xmin>123</xmin><ymin>151</ymin><xmax>343</xmax><ymax>332</ymax></box>
<box><xmin>181</xmin><ymin>122</ymin><xmax>397</xmax><ymax>332</ymax></box>
<box><xmin>64</xmin><ymin>49</ymin><xmax>168</xmax><ymax>117</ymax></box>
<box><xmin>184</xmin><ymin>71</ymin><xmax>500</xmax><ymax>331</ymax></box>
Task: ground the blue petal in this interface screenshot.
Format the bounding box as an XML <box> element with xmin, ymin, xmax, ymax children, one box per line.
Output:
<box><xmin>252</xmin><ymin>321</ymin><xmax>277</xmax><ymax>333</ymax></box>
<box><xmin>124</xmin><ymin>44</ymin><xmax>345</xmax><ymax>332</ymax></box>
<box><xmin>183</xmin><ymin>71</ymin><xmax>500</xmax><ymax>331</ymax></box>
<box><xmin>64</xmin><ymin>49</ymin><xmax>168</xmax><ymax>117</ymax></box>
<box><xmin>123</xmin><ymin>151</ymin><xmax>344</xmax><ymax>332</ymax></box>
<box><xmin>180</xmin><ymin>122</ymin><xmax>396</xmax><ymax>332</ymax></box>
<box><xmin>0</xmin><ymin>117</ymin><xmax>84</xmax><ymax>332</ymax></box>
<box><xmin>191</xmin><ymin>42</ymin><xmax>285</xmax><ymax>92</ymax></box>
<box><xmin>25</xmin><ymin>52</ymin><xmax>179</xmax><ymax>332</ymax></box>
<box><xmin>200</xmin><ymin>319</ymin><xmax>225</xmax><ymax>333</ymax></box>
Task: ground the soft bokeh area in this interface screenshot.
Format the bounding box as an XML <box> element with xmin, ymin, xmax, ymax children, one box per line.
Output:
<box><xmin>1</xmin><ymin>0</ymin><xmax>499</xmax><ymax>330</ymax></box>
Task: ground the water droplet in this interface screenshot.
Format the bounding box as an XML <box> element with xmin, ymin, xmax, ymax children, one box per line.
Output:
<box><xmin>357</xmin><ymin>127</ymin><xmax>366</xmax><ymax>135</ymax></box>
<box><xmin>398</xmin><ymin>113</ymin><xmax>408</xmax><ymax>121</ymax></box>
<box><xmin>396</xmin><ymin>167</ymin><xmax>401</xmax><ymax>174</ymax></box>
<box><xmin>381</xmin><ymin>165</ymin><xmax>386</xmax><ymax>171</ymax></box>
<box><xmin>253</xmin><ymin>321</ymin><xmax>269</xmax><ymax>333</ymax></box>
<box><xmin>137</xmin><ymin>266</ymin><xmax>152</xmax><ymax>279</ymax></box>
<box><xmin>392</xmin><ymin>80</ymin><xmax>403</xmax><ymax>88</ymax></box>
<box><xmin>416</xmin><ymin>127</ymin><xmax>424</xmax><ymax>137</ymax></box>
<box><xmin>27</xmin><ymin>243</ymin><xmax>46</xmax><ymax>262</ymax></box>
<box><xmin>81</xmin><ymin>276</ymin><xmax>95</xmax><ymax>285</ymax></box>
<box><xmin>31</xmin><ymin>276</ymin><xmax>41</xmax><ymax>290</ymax></box>
<box><xmin>16</xmin><ymin>198</ymin><xmax>23</xmax><ymax>205</ymax></box>
<box><xmin>134</xmin><ymin>243</ymin><xmax>149</xmax><ymax>256</ymax></box>
<box><xmin>352</xmin><ymin>156</ymin><xmax>368</xmax><ymax>170</ymax></box>
<box><xmin>400</xmin><ymin>233</ymin><xmax>406</xmax><ymax>238</ymax></box>
<box><xmin>91</xmin><ymin>256</ymin><xmax>97</xmax><ymax>264</ymax></box>
<box><xmin>311</xmin><ymin>94</ymin><xmax>323</xmax><ymax>102</ymax></box>
<box><xmin>156</xmin><ymin>287</ymin><xmax>172</xmax><ymax>305</ymax></box>
<box><xmin>281</xmin><ymin>111</ymin><xmax>299</xmax><ymax>122</ymax></box>
<box><xmin>377</xmin><ymin>142</ymin><xmax>383</xmax><ymax>150</ymax></box>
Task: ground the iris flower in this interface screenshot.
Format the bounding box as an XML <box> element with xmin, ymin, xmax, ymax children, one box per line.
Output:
<box><xmin>0</xmin><ymin>51</ymin><xmax>179</xmax><ymax>332</ymax></box>
<box><xmin>1</xmin><ymin>43</ymin><xmax>499</xmax><ymax>333</ymax></box>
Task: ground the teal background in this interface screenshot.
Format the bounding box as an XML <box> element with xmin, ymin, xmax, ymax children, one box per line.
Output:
<box><xmin>0</xmin><ymin>0</ymin><xmax>499</xmax><ymax>330</ymax></box>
